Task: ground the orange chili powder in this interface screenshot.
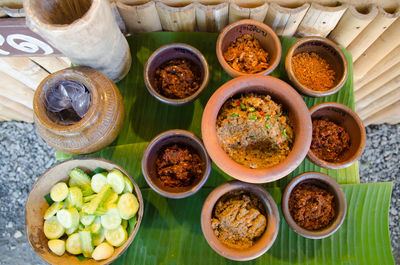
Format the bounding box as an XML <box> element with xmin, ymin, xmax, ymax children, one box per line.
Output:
<box><xmin>292</xmin><ymin>52</ymin><xmax>336</xmax><ymax>91</ymax></box>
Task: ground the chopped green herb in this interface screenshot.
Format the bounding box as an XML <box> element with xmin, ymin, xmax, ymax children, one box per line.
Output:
<box><xmin>230</xmin><ymin>113</ymin><xmax>239</xmax><ymax>117</ymax></box>
<box><xmin>250</xmin><ymin>136</ymin><xmax>256</xmax><ymax>140</ymax></box>
<box><xmin>265</xmin><ymin>124</ymin><xmax>271</xmax><ymax>130</ymax></box>
<box><xmin>248</xmin><ymin>107</ymin><xmax>255</xmax><ymax>112</ymax></box>
<box><xmin>250</xmin><ymin>115</ymin><xmax>257</xmax><ymax>120</ymax></box>
<box><xmin>280</xmin><ymin>127</ymin><xmax>290</xmax><ymax>141</ymax></box>
<box><xmin>265</xmin><ymin>115</ymin><xmax>270</xmax><ymax>121</ymax></box>
<box><xmin>240</xmin><ymin>103</ymin><xmax>246</xmax><ymax>110</ymax></box>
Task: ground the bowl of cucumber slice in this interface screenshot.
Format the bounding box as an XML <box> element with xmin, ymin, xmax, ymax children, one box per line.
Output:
<box><xmin>25</xmin><ymin>158</ymin><xmax>144</xmax><ymax>265</ymax></box>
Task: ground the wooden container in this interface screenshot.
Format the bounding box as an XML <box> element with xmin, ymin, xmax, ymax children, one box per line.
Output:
<box><xmin>33</xmin><ymin>66</ymin><xmax>125</xmax><ymax>155</ymax></box>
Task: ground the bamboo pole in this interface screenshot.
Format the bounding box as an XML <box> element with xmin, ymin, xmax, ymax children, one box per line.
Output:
<box><xmin>357</xmin><ymin>86</ymin><xmax>400</xmax><ymax>120</ymax></box>
<box><xmin>296</xmin><ymin>3</ymin><xmax>347</xmax><ymax>37</ymax></box>
<box><xmin>264</xmin><ymin>3</ymin><xmax>309</xmax><ymax>37</ymax></box>
<box><xmin>116</xmin><ymin>1</ymin><xmax>162</xmax><ymax>34</ymax></box>
<box><xmin>328</xmin><ymin>5</ymin><xmax>378</xmax><ymax>48</ymax></box>
<box><xmin>363</xmin><ymin>100</ymin><xmax>400</xmax><ymax>125</ymax></box>
<box><xmin>354</xmin><ymin>45</ymin><xmax>400</xmax><ymax>89</ymax></box>
<box><xmin>229</xmin><ymin>2</ymin><xmax>269</xmax><ymax>23</ymax></box>
<box><xmin>0</xmin><ymin>95</ymin><xmax>33</xmax><ymax>123</ymax></box>
<box><xmin>353</xmin><ymin>17</ymin><xmax>400</xmax><ymax>81</ymax></box>
<box><xmin>156</xmin><ymin>2</ymin><xmax>196</xmax><ymax>32</ymax></box>
<box><xmin>24</xmin><ymin>0</ymin><xmax>131</xmax><ymax>82</ymax></box>
<box><xmin>29</xmin><ymin>57</ymin><xmax>70</xmax><ymax>73</ymax></box>
<box><xmin>196</xmin><ymin>2</ymin><xmax>229</xmax><ymax>32</ymax></box>
<box><xmin>0</xmin><ymin>57</ymin><xmax>49</xmax><ymax>90</ymax></box>
<box><xmin>346</xmin><ymin>7</ymin><xmax>400</xmax><ymax>62</ymax></box>
<box><xmin>0</xmin><ymin>71</ymin><xmax>35</xmax><ymax>109</ymax></box>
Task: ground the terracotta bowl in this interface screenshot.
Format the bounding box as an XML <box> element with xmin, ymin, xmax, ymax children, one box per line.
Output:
<box><xmin>143</xmin><ymin>43</ymin><xmax>210</xmax><ymax>106</ymax></box>
<box><xmin>201</xmin><ymin>75</ymin><xmax>312</xmax><ymax>184</ymax></box>
<box><xmin>307</xmin><ymin>102</ymin><xmax>366</xmax><ymax>169</ymax></box>
<box><xmin>25</xmin><ymin>158</ymin><xmax>144</xmax><ymax>265</ymax></box>
<box><xmin>141</xmin><ymin>129</ymin><xmax>212</xmax><ymax>198</ymax></box>
<box><xmin>285</xmin><ymin>36</ymin><xmax>348</xmax><ymax>97</ymax></box>
<box><xmin>216</xmin><ymin>19</ymin><xmax>282</xmax><ymax>77</ymax></box>
<box><xmin>281</xmin><ymin>172</ymin><xmax>347</xmax><ymax>239</ymax></box>
<box><xmin>201</xmin><ymin>180</ymin><xmax>280</xmax><ymax>261</ymax></box>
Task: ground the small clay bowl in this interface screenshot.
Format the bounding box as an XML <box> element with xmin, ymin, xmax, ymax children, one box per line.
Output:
<box><xmin>216</xmin><ymin>19</ymin><xmax>281</xmax><ymax>77</ymax></box>
<box><xmin>25</xmin><ymin>158</ymin><xmax>144</xmax><ymax>265</ymax></box>
<box><xmin>202</xmin><ymin>75</ymin><xmax>312</xmax><ymax>184</ymax></box>
<box><xmin>281</xmin><ymin>172</ymin><xmax>347</xmax><ymax>239</ymax></box>
<box><xmin>201</xmin><ymin>180</ymin><xmax>280</xmax><ymax>261</ymax></box>
<box><xmin>285</xmin><ymin>36</ymin><xmax>348</xmax><ymax>97</ymax></box>
<box><xmin>143</xmin><ymin>43</ymin><xmax>210</xmax><ymax>106</ymax></box>
<box><xmin>141</xmin><ymin>129</ymin><xmax>211</xmax><ymax>198</ymax></box>
<box><xmin>308</xmin><ymin>102</ymin><xmax>366</xmax><ymax>169</ymax></box>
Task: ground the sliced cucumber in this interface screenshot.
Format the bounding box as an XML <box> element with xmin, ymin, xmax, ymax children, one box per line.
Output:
<box><xmin>105</xmin><ymin>225</ymin><xmax>127</xmax><ymax>247</ymax></box>
<box><xmin>69</xmin><ymin>177</ymin><xmax>78</xmax><ymax>187</ymax></box>
<box><xmin>83</xmin><ymin>194</ymin><xmax>97</xmax><ymax>203</ymax></box>
<box><xmin>91</xmin><ymin>217</ymin><xmax>102</xmax><ymax>234</ymax></box>
<box><xmin>57</xmin><ymin>208</ymin><xmax>79</xmax><ymax>229</ymax></box>
<box><xmin>107</xmin><ymin>169</ymin><xmax>125</xmax><ymax>194</ymax></box>
<box><xmin>121</xmin><ymin>219</ymin><xmax>128</xmax><ymax>230</ymax></box>
<box><xmin>91</xmin><ymin>172</ymin><xmax>108</xmax><ymax>193</ymax></box>
<box><xmin>66</xmin><ymin>233</ymin><xmax>82</xmax><ymax>255</ymax></box>
<box><xmin>92</xmin><ymin>242</ymin><xmax>114</xmax><ymax>261</ymax></box>
<box><xmin>80</xmin><ymin>213</ymin><xmax>95</xmax><ymax>226</ymax></box>
<box><xmin>92</xmin><ymin>228</ymin><xmax>105</xmax><ymax>246</ymax></box>
<box><xmin>69</xmin><ymin>168</ymin><xmax>91</xmax><ymax>187</ymax></box>
<box><xmin>123</xmin><ymin>177</ymin><xmax>133</xmax><ymax>193</ymax></box>
<box><xmin>66</xmin><ymin>187</ymin><xmax>82</xmax><ymax>210</ymax></box>
<box><xmin>101</xmin><ymin>208</ymin><xmax>121</xmax><ymax>230</ymax></box>
<box><xmin>44</xmin><ymin>216</ymin><xmax>65</xmax><ymax>239</ymax></box>
<box><xmin>50</xmin><ymin>182</ymin><xmax>69</xmax><ymax>202</ymax></box>
<box><xmin>48</xmin><ymin>239</ymin><xmax>65</xmax><ymax>256</ymax></box>
<box><xmin>65</xmin><ymin>225</ymin><xmax>78</xmax><ymax>235</ymax></box>
<box><xmin>82</xmin><ymin>184</ymin><xmax>113</xmax><ymax>215</ymax></box>
<box><xmin>117</xmin><ymin>193</ymin><xmax>139</xmax><ymax>220</ymax></box>
<box><xmin>79</xmin><ymin>230</ymin><xmax>93</xmax><ymax>258</ymax></box>
<box><xmin>44</xmin><ymin>202</ymin><xmax>64</xmax><ymax>220</ymax></box>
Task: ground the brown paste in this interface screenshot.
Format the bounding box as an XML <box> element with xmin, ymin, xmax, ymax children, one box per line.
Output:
<box><xmin>289</xmin><ymin>183</ymin><xmax>336</xmax><ymax>230</ymax></box>
<box><xmin>154</xmin><ymin>58</ymin><xmax>201</xmax><ymax>99</ymax></box>
<box><xmin>211</xmin><ymin>191</ymin><xmax>267</xmax><ymax>249</ymax></box>
<box><xmin>155</xmin><ymin>144</ymin><xmax>204</xmax><ymax>187</ymax></box>
<box><xmin>311</xmin><ymin>119</ymin><xmax>350</xmax><ymax>162</ymax></box>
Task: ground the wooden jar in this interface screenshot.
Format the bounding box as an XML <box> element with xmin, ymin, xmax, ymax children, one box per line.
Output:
<box><xmin>33</xmin><ymin>66</ymin><xmax>125</xmax><ymax>155</ymax></box>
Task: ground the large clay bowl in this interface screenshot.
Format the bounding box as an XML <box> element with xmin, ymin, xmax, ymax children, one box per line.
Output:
<box><xmin>25</xmin><ymin>158</ymin><xmax>144</xmax><ymax>265</ymax></box>
<box><xmin>201</xmin><ymin>75</ymin><xmax>312</xmax><ymax>183</ymax></box>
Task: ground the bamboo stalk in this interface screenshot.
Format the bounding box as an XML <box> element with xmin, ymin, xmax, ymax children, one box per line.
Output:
<box><xmin>328</xmin><ymin>5</ymin><xmax>378</xmax><ymax>48</ymax></box>
<box><xmin>264</xmin><ymin>2</ymin><xmax>309</xmax><ymax>37</ymax></box>
<box><xmin>354</xmin><ymin>45</ymin><xmax>400</xmax><ymax>88</ymax></box>
<box><xmin>0</xmin><ymin>71</ymin><xmax>35</xmax><ymax>109</ymax></box>
<box><xmin>229</xmin><ymin>2</ymin><xmax>269</xmax><ymax>23</ymax></box>
<box><xmin>24</xmin><ymin>0</ymin><xmax>131</xmax><ymax>82</ymax></box>
<box><xmin>0</xmin><ymin>57</ymin><xmax>49</xmax><ymax>90</ymax></box>
<box><xmin>296</xmin><ymin>3</ymin><xmax>347</xmax><ymax>37</ymax></box>
<box><xmin>29</xmin><ymin>57</ymin><xmax>70</xmax><ymax>73</ymax></box>
<box><xmin>0</xmin><ymin>95</ymin><xmax>33</xmax><ymax>123</ymax></box>
<box><xmin>116</xmin><ymin>1</ymin><xmax>162</xmax><ymax>34</ymax></box>
<box><xmin>196</xmin><ymin>2</ymin><xmax>228</xmax><ymax>32</ymax></box>
<box><xmin>357</xmin><ymin>86</ymin><xmax>400</xmax><ymax>120</ymax></box>
<box><xmin>363</xmin><ymin>100</ymin><xmax>400</xmax><ymax>125</ymax></box>
<box><xmin>353</xmin><ymin>17</ymin><xmax>400</xmax><ymax>80</ymax></box>
<box><xmin>346</xmin><ymin>7</ymin><xmax>400</xmax><ymax>61</ymax></box>
<box><xmin>156</xmin><ymin>2</ymin><xmax>196</xmax><ymax>32</ymax></box>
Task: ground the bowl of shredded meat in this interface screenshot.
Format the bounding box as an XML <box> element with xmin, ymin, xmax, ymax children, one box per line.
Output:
<box><xmin>216</xmin><ymin>19</ymin><xmax>281</xmax><ymax>78</ymax></box>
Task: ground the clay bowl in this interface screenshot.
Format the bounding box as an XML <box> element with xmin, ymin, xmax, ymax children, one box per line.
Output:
<box><xmin>141</xmin><ymin>129</ymin><xmax>212</xmax><ymax>198</ymax></box>
<box><xmin>307</xmin><ymin>102</ymin><xmax>366</xmax><ymax>169</ymax></box>
<box><xmin>25</xmin><ymin>158</ymin><xmax>144</xmax><ymax>265</ymax></box>
<box><xmin>143</xmin><ymin>43</ymin><xmax>210</xmax><ymax>106</ymax></box>
<box><xmin>201</xmin><ymin>180</ymin><xmax>280</xmax><ymax>261</ymax></box>
<box><xmin>216</xmin><ymin>19</ymin><xmax>281</xmax><ymax>78</ymax></box>
<box><xmin>281</xmin><ymin>172</ymin><xmax>347</xmax><ymax>239</ymax></box>
<box><xmin>285</xmin><ymin>36</ymin><xmax>348</xmax><ymax>97</ymax></box>
<box><xmin>201</xmin><ymin>75</ymin><xmax>312</xmax><ymax>184</ymax></box>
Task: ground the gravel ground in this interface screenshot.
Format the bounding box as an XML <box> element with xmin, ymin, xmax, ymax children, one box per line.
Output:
<box><xmin>0</xmin><ymin>121</ymin><xmax>399</xmax><ymax>265</ymax></box>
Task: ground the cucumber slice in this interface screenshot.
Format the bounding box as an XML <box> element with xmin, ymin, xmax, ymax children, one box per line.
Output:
<box><xmin>79</xmin><ymin>230</ymin><xmax>93</xmax><ymax>258</ymax></box>
<box><xmin>91</xmin><ymin>217</ymin><xmax>102</xmax><ymax>234</ymax></box>
<box><xmin>105</xmin><ymin>225</ymin><xmax>127</xmax><ymax>247</ymax></box>
<box><xmin>44</xmin><ymin>202</ymin><xmax>64</xmax><ymax>220</ymax></box>
<box><xmin>82</xmin><ymin>184</ymin><xmax>113</xmax><ymax>215</ymax></box>
<box><xmin>48</xmin><ymin>239</ymin><xmax>65</xmax><ymax>256</ymax></box>
<box><xmin>66</xmin><ymin>187</ymin><xmax>82</xmax><ymax>210</ymax></box>
<box><xmin>107</xmin><ymin>170</ymin><xmax>125</xmax><ymax>194</ymax></box>
<box><xmin>92</xmin><ymin>228</ymin><xmax>105</xmax><ymax>246</ymax></box>
<box><xmin>80</xmin><ymin>213</ymin><xmax>95</xmax><ymax>226</ymax></box>
<box><xmin>57</xmin><ymin>208</ymin><xmax>79</xmax><ymax>229</ymax></box>
<box><xmin>44</xmin><ymin>216</ymin><xmax>65</xmax><ymax>239</ymax></box>
<box><xmin>69</xmin><ymin>168</ymin><xmax>91</xmax><ymax>187</ymax></box>
<box><xmin>50</xmin><ymin>182</ymin><xmax>69</xmax><ymax>202</ymax></box>
<box><xmin>69</xmin><ymin>177</ymin><xmax>78</xmax><ymax>187</ymax></box>
<box><xmin>66</xmin><ymin>233</ymin><xmax>82</xmax><ymax>255</ymax></box>
<box><xmin>65</xmin><ymin>225</ymin><xmax>78</xmax><ymax>235</ymax></box>
<box><xmin>101</xmin><ymin>208</ymin><xmax>121</xmax><ymax>230</ymax></box>
<box><xmin>117</xmin><ymin>193</ymin><xmax>139</xmax><ymax>220</ymax></box>
<box><xmin>91</xmin><ymin>172</ymin><xmax>108</xmax><ymax>193</ymax></box>
<box><xmin>83</xmin><ymin>194</ymin><xmax>97</xmax><ymax>203</ymax></box>
<box><xmin>123</xmin><ymin>177</ymin><xmax>133</xmax><ymax>193</ymax></box>
<box><xmin>121</xmin><ymin>219</ymin><xmax>128</xmax><ymax>230</ymax></box>
<box><xmin>92</xmin><ymin>242</ymin><xmax>114</xmax><ymax>261</ymax></box>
